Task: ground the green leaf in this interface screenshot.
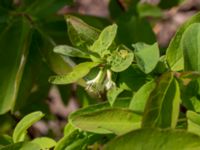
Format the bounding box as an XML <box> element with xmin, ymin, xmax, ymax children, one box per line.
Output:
<box><xmin>108</xmin><ymin>50</ymin><xmax>134</xmax><ymax>72</ymax></box>
<box><xmin>187</xmin><ymin>111</ymin><xmax>200</xmax><ymax>136</ymax></box>
<box><xmin>90</xmin><ymin>24</ymin><xmax>117</xmax><ymax>57</ymax></box>
<box><xmin>142</xmin><ymin>72</ymin><xmax>180</xmax><ymax>128</ymax></box>
<box><xmin>55</xmin><ymin>130</ymin><xmax>98</xmax><ymax>150</ymax></box>
<box><xmin>20</xmin><ymin>142</ymin><xmax>41</xmax><ymax>150</ymax></box>
<box><xmin>133</xmin><ymin>42</ymin><xmax>160</xmax><ymax>74</ymax></box>
<box><xmin>54</xmin><ymin>45</ymin><xmax>90</xmax><ymax>58</ymax></box>
<box><xmin>66</xmin><ymin>15</ymin><xmax>100</xmax><ymax>49</ymax></box>
<box><xmin>31</xmin><ymin>137</ymin><xmax>56</xmax><ymax>149</ymax></box>
<box><xmin>54</xmin><ymin>130</ymin><xmax>89</xmax><ymax>150</ymax></box>
<box><xmin>69</xmin><ymin>107</ymin><xmax>141</xmax><ymax>135</ymax></box>
<box><xmin>137</xmin><ymin>3</ymin><xmax>163</xmax><ymax>18</ymax></box>
<box><xmin>181</xmin><ymin>23</ymin><xmax>200</xmax><ymax>71</ymax></box>
<box><xmin>191</xmin><ymin>97</ymin><xmax>200</xmax><ymax>113</ymax></box>
<box><xmin>129</xmin><ymin>80</ymin><xmax>156</xmax><ymax>113</ymax></box>
<box><xmin>13</xmin><ymin>111</ymin><xmax>44</xmax><ymax>143</ymax></box>
<box><xmin>71</xmin><ymin>99</ymin><xmax>131</xmax><ymax>119</ymax></box>
<box><xmin>0</xmin><ymin>17</ymin><xmax>31</xmax><ymax>114</ymax></box>
<box><xmin>49</xmin><ymin>62</ymin><xmax>99</xmax><ymax>85</ymax></box>
<box><xmin>104</xmin><ymin>128</ymin><xmax>200</xmax><ymax>150</ymax></box>
<box><xmin>64</xmin><ymin>122</ymin><xmax>77</xmax><ymax>136</ymax></box>
<box><xmin>166</xmin><ymin>12</ymin><xmax>200</xmax><ymax>71</ymax></box>
<box><xmin>107</xmin><ymin>87</ymin><xmax>124</xmax><ymax>106</ymax></box>
<box><xmin>181</xmin><ymin>23</ymin><xmax>200</xmax><ymax>93</ymax></box>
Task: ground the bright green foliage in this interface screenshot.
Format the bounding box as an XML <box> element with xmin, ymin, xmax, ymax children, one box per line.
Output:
<box><xmin>107</xmin><ymin>87</ymin><xmax>124</xmax><ymax>106</ymax></box>
<box><xmin>31</xmin><ymin>137</ymin><xmax>56</xmax><ymax>149</ymax></box>
<box><xmin>49</xmin><ymin>62</ymin><xmax>99</xmax><ymax>85</ymax></box>
<box><xmin>166</xmin><ymin>12</ymin><xmax>200</xmax><ymax>71</ymax></box>
<box><xmin>13</xmin><ymin>111</ymin><xmax>44</xmax><ymax>143</ymax></box>
<box><xmin>142</xmin><ymin>72</ymin><xmax>180</xmax><ymax>128</ymax></box>
<box><xmin>187</xmin><ymin>111</ymin><xmax>200</xmax><ymax>136</ymax></box>
<box><xmin>54</xmin><ymin>45</ymin><xmax>90</xmax><ymax>58</ymax></box>
<box><xmin>19</xmin><ymin>142</ymin><xmax>41</xmax><ymax>150</ymax></box>
<box><xmin>90</xmin><ymin>24</ymin><xmax>117</xmax><ymax>57</ymax></box>
<box><xmin>129</xmin><ymin>80</ymin><xmax>156</xmax><ymax>113</ymax></box>
<box><xmin>181</xmin><ymin>23</ymin><xmax>200</xmax><ymax>71</ymax></box>
<box><xmin>104</xmin><ymin>128</ymin><xmax>200</xmax><ymax>150</ymax></box>
<box><xmin>54</xmin><ymin>130</ymin><xmax>95</xmax><ymax>150</ymax></box>
<box><xmin>108</xmin><ymin>50</ymin><xmax>134</xmax><ymax>72</ymax></box>
<box><xmin>133</xmin><ymin>42</ymin><xmax>160</xmax><ymax>73</ymax></box>
<box><xmin>50</xmin><ymin>18</ymin><xmax>134</xmax><ymax>97</ymax></box>
<box><xmin>54</xmin><ymin>130</ymin><xmax>79</xmax><ymax>150</ymax></box>
<box><xmin>137</xmin><ymin>3</ymin><xmax>163</xmax><ymax>18</ymax></box>
<box><xmin>70</xmin><ymin>107</ymin><xmax>141</xmax><ymax>135</ymax></box>
<box><xmin>2</xmin><ymin>1</ymin><xmax>200</xmax><ymax>149</ymax></box>
<box><xmin>66</xmin><ymin>16</ymin><xmax>100</xmax><ymax>49</ymax></box>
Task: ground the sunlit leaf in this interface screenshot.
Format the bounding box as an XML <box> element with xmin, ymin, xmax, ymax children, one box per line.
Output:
<box><xmin>90</xmin><ymin>24</ymin><xmax>117</xmax><ymax>57</ymax></box>
<box><xmin>54</xmin><ymin>45</ymin><xmax>90</xmax><ymax>58</ymax></box>
<box><xmin>104</xmin><ymin>128</ymin><xmax>200</xmax><ymax>150</ymax></box>
<box><xmin>54</xmin><ymin>130</ymin><xmax>90</xmax><ymax>150</ymax></box>
<box><xmin>31</xmin><ymin>137</ymin><xmax>56</xmax><ymax>149</ymax></box>
<box><xmin>49</xmin><ymin>62</ymin><xmax>99</xmax><ymax>85</ymax></box>
<box><xmin>13</xmin><ymin>111</ymin><xmax>44</xmax><ymax>143</ymax></box>
<box><xmin>66</xmin><ymin>15</ymin><xmax>100</xmax><ymax>49</ymax></box>
<box><xmin>108</xmin><ymin>50</ymin><xmax>134</xmax><ymax>72</ymax></box>
<box><xmin>107</xmin><ymin>87</ymin><xmax>124</xmax><ymax>106</ymax></box>
<box><xmin>133</xmin><ymin>42</ymin><xmax>159</xmax><ymax>74</ymax></box>
<box><xmin>166</xmin><ymin>12</ymin><xmax>200</xmax><ymax>71</ymax></box>
<box><xmin>181</xmin><ymin>23</ymin><xmax>200</xmax><ymax>71</ymax></box>
<box><xmin>137</xmin><ymin>3</ymin><xmax>163</xmax><ymax>18</ymax></box>
<box><xmin>70</xmin><ymin>107</ymin><xmax>141</xmax><ymax>135</ymax></box>
<box><xmin>142</xmin><ymin>72</ymin><xmax>180</xmax><ymax>128</ymax></box>
<box><xmin>129</xmin><ymin>80</ymin><xmax>156</xmax><ymax>113</ymax></box>
<box><xmin>187</xmin><ymin>111</ymin><xmax>200</xmax><ymax>136</ymax></box>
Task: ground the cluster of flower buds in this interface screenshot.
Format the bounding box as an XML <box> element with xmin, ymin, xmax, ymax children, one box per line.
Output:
<box><xmin>86</xmin><ymin>69</ymin><xmax>115</xmax><ymax>98</ymax></box>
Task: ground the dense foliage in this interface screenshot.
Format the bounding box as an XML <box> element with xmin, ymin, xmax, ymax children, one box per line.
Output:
<box><xmin>1</xmin><ymin>0</ymin><xmax>200</xmax><ymax>149</ymax></box>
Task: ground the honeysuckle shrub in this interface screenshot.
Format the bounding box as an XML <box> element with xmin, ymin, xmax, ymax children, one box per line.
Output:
<box><xmin>49</xmin><ymin>13</ymin><xmax>200</xmax><ymax>150</ymax></box>
<box><xmin>1</xmin><ymin>0</ymin><xmax>200</xmax><ymax>149</ymax></box>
